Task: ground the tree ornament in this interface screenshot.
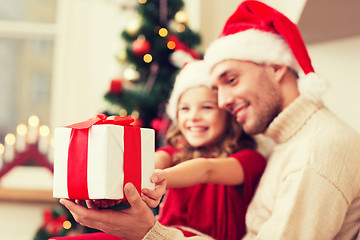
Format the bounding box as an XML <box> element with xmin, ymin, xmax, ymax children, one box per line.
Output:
<box><xmin>116</xmin><ymin>49</ymin><xmax>127</xmax><ymax>62</ymax></box>
<box><xmin>109</xmin><ymin>79</ymin><xmax>123</xmax><ymax>94</ymax></box>
<box><xmin>175</xmin><ymin>10</ymin><xmax>188</xmax><ymax>24</ymax></box>
<box><xmin>123</xmin><ymin>65</ymin><xmax>140</xmax><ymax>81</ymax></box>
<box><xmin>132</xmin><ymin>36</ymin><xmax>151</xmax><ymax>56</ymax></box>
<box><xmin>125</xmin><ymin>16</ymin><xmax>142</xmax><ymax>36</ymax></box>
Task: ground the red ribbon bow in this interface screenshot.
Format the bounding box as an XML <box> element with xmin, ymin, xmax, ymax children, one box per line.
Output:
<box><xmin>66</xmin><ymin>114</ymin><xmax>134</xmax><ymax>129</ymax></box>
<box><xmin>65</xmin><ymin>114</ymin><xmax>141</xmax><ymax>200</ymax></box>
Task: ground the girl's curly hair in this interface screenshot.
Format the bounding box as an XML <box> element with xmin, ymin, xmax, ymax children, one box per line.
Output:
<box><xmin>165</xmin><ymin>111</ymin><xmax>256</xmax><ymax>165</ymax></box>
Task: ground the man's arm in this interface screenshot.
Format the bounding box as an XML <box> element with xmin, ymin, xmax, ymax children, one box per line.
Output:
<box><xmin>60</xmin><ymin>182</ymin><xmax>213</xmax><ymax>240</ymax></box>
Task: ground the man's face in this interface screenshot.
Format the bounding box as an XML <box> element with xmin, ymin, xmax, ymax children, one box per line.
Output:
<box><xmin>210</xmin><ymin>60</ymin><xmax>282</xmax><ymax>135</ymax></box>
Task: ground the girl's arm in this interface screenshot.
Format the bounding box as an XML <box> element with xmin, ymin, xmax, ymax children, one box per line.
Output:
<box><xmin>165</xmin><ymin>157</ymin><xmax>244</xmax><ymax>188</ymax></box>
<box><xmin>155</xmin><ymin>150</ymin><xmax>173</xmax><ymax>169</ymax></box>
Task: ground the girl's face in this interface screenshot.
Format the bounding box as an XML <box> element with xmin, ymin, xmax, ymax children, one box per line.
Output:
<box><xmin>177</xmin><ymin>86</ymin><xmax>228</xmax><ymax>148</ymax></box>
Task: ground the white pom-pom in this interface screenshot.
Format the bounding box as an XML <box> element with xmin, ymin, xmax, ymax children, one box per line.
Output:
<box><xmin>298</xmin><ymin>72</ymin><xmax>328</xmax><ymax>103</ymax></box>
<box><xmin>169</xmin><ymin>50</ymin><xmax>195</xmax><ymax>68</ymax></box>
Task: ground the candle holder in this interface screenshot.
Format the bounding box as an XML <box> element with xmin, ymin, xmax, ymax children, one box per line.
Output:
<box><xmin>0</xmin><ymin>116</ymin><xmax>54</xmax><ymax>180</ymax></box>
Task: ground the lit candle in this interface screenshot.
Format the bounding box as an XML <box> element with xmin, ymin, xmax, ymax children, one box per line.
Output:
<box><xmin>27</xmin><ymin>115</ymin><xmax>39</xmax><ymax>144</ymax></box>
<box><xmin>0</xmin><ymin>143</ymin><xmax>4</xmax><ymax>169</ymax></box>
<box><xmin>16</xmin><ymin>124</ymin><xmax>27</xmax><ymax>152</ymax></box>
<box><xmin>4</xmin><ymin>133</ymin><xmax>16</xmax><ymax>163</ymax></box>
<box><xmin>38</xmin><ymin>125</ymin><xmax>50</xmax><ymax>154</ymax></box>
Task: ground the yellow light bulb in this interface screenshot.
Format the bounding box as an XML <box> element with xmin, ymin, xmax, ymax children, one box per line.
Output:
<box><xmin>167</xmin><ymin>41</ymin><xmax>176</xmax><ymax>50</ymax></box>
<box><xmin>138</xmin><ymin>0</ymin><xmax>147</xmax><ymax>4</ymax></box>
<box><xmin>63</xmin><ymin>220</ymin><xmax>72</xmax><ymax>230</ymax></box>
<box><xmin>158</xmin><ymin>28</ymin><xmax>168</xmax><ymax>37</ymax></box>
<box><xmin>143</xmin><ymin>54</ymin><xmax>153</xmax><ymax>63</ymax></box>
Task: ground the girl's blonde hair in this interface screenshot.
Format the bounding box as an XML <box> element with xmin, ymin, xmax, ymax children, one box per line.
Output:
<box><xmin>165</xmin><ymin>110</ymin><xmax>256</xmax><ymax>165</ymax></box>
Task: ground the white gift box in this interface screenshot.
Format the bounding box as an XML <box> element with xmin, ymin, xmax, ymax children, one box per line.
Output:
<box><xmin>53</xmin><ymin>124</ymin><xmax>155</xmax><ymax>200</ymax></box>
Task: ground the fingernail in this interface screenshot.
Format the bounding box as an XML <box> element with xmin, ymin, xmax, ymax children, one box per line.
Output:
<box><xmin>151</xmin><ymin>175</ymin><xmax>158</xmax><ymax>182</ymax></box>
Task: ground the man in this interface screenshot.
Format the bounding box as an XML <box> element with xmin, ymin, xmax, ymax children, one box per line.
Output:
<box><xmin>60</xmin><ymin>1</ymin><xmax>360</xmax><ymax>239</ymax></box>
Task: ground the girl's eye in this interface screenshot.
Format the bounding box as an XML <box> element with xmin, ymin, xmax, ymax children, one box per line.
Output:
<box><xmin>179</xmin><ymin>106</ymin><xmax>189</xmax><ymax>111</ymax></box>
<box><xmin>202</xmin><ymin>105</ymin><xmax>214</xmax><ymax>110</ymax></box>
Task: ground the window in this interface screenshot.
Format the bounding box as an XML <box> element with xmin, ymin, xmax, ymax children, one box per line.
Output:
<box><xmin>0</xmin><ymin>0</ymin><xmax>57</xmax><ymax>141</ymax></box>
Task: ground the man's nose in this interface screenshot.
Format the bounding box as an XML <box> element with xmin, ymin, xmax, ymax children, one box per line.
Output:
<box><xmin>218</xmin><ymin>89</ymin><xmax>233</xmax><ymax>111</ymax></box>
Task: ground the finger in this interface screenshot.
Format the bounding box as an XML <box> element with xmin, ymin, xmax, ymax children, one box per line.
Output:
<box><xmin>141</xmin><ymin>195</ymin><xmax>158</xmax><ymax>208</ymax></box>
<box><xmin>123</xmin><ymin>182</ymin><xmax>146</xmax><ymax>210</ymax></box>
<box><xmin>151</xmin><ymin>170</ymin><xmax>166</xmax><ymax>183</ymax></box>
<box><xmin>85</xmin><ymin>200</ymin><xmax>98</xmax><ymax>209</ymax></box>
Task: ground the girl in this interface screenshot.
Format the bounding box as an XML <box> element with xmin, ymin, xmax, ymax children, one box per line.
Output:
<box><xmin>150</xmin><ymin>60</ymin><xmax>266</xmax><ymax>240</ymax></box>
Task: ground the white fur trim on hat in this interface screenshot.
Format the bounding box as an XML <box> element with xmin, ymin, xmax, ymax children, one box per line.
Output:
<box><xmin>166</xmin><ymin>60</ymin><xmax>211</xmax><ymax>121</ymax></box>
<box><xmin>298</xmin><ymin>72</ymin><xmax>328</xmax><ymax>103</ymax></box>
<box><xmin>205</xmin><ymin>29</ymin><xmax>300</xmax><ymax>73</ymax></box>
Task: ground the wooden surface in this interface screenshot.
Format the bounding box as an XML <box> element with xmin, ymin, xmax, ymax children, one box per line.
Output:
<box><xmin>0</xmin><ymin>187</ymin><xmax>56</xmax><ymax>203</ymax></box>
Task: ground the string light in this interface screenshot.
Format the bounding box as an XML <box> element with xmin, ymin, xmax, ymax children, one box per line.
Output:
<box><xmin>63</xmin><ymin>220</ymin><xmax>72</xmax><ymax>230</ymax></box>
<box><xmin>167</xmin><ymin>41</ymin><xmax>176</xmax><ymax>50</ymax></box>
<box><xmin>158</xmin><ymin>28</ymin><xmax>168</xmax><ymax>37</ymax></box>
<box><xmin>143</xmin><ymin>54</ymin><xmax>153</xmax><ymax>63</ymax></box>
<box><xmin>119</xmin><ymin>109</ymin><xmax>128</xmax><ymax>116</ymax></box>
<box><xmin>176</xmin><ymin>24</ymin><xmax>185</xmax><ymax>33</ymax></box>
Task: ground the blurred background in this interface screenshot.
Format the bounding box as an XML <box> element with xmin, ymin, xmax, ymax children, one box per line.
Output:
<box><xmin>0</xmin><ymin>0</ymin><xmax>359</xmax><ymax>239</ymax></box>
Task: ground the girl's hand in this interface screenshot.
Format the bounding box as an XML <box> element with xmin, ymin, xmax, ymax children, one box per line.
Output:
<box><xmin>141</xmin><ymin>169</ymin><xmax>167</xmax><ymax>208</ymax></box>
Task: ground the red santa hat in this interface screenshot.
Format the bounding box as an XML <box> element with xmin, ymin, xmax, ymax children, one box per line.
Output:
<box><xmin>204</xmin><ymin>0</ymin><xmax>327</xmax><ymax>103</ymax></box>
<box><xmin>167</xmin><ymin>60</ymin><xmax>211</xmax><ymax>121</ymax></box>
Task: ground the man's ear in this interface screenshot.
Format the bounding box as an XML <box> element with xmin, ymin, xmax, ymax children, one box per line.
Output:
<box><xmin>271</xmin><ymin>64</ymin><xmax>287</xmax><ymax>83</ymax></box>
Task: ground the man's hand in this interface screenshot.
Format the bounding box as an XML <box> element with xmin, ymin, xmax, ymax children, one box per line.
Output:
<box><xmin>60</xmin><ymin>183</ymin><xmax>156</xmax><ymax>240</ymax></box>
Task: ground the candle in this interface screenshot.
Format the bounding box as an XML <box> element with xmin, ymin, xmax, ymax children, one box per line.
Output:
<box><xmin>38</xmin><ymin>125</ymin><xmax>50</xmax><ymax>154</ymax></box>
<box><xmin>4</xmin><ymin>133</ymin><xmax>16</xmax><ymax>163</ymax></box>
<box><xmin>0</xmin><ymin>143</ymin><xmax>4</xmax><ymax>169</ymax></box>
<box><xmin>27</xmin><ymin>115</ymin><xmax>39</xmax><ymax>144</ymax></box>
<box><xmin>47</xmin><ymin>136</ymin><xmax>55</xmax><ymax>164</ymax></box>
<box><xmin>16</xmin><ymin>124</ymin><xmax>27</xmax><ymax>152</ymax></box>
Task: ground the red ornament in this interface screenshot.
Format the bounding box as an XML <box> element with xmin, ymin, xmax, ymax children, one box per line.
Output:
<box><xmin>132</xmin><ymin>38</ymin><xmax>151</xmax><ymax>56</ymax></box>
<box><xmin>109</xmin><ymin>79</ymin><xmax>123</xmax><ymax>94</ymax></box>
<box><xmin>151</xmin><ymin>117</ymin><xmax>171</xmax><ymax>132</ymax></box>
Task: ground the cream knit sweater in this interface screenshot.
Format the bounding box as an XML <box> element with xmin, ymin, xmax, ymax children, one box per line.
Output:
<box><xmin>144</xmin><ymin>97</ymin><xmax>360</xmax><ymax>240</ymax></box>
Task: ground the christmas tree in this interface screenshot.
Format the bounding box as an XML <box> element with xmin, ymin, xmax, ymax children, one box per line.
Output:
<box><xmin>104</xmin><ymin>0</ymin><xmax>202</xmax><ymax>145</ymax></box>
<box><xmin>33</xmin><ymin>1</ymin><xmax>201</xmax><ymax>239</ymax></box>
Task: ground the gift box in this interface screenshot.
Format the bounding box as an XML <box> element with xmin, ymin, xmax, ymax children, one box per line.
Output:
<box><xmin>53</xmin><ymin>114</ymin><xmax>155</xmax><ymax>200</ymax></box>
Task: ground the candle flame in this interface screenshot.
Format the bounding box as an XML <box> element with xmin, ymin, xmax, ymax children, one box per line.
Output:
<box><xmin>5</xmin><ymin>133</ymin><xmax>16</xmax><ymax>145</ymax></box>
<box><xmin>28</xmin><ymin>115</ymin><xmax>40</xmax><ymax>127</ymax></box>
<box><xmin>39</xmin><ymin>125</ymin><xmax>50</xmax><ymax>137</ymax></box>
<box><xmin>17</xmin><ymin>124</ymin><xmax>28</xmax><ymax>136</ymax></box>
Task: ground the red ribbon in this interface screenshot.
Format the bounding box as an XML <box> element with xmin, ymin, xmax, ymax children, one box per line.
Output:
<box><xmin>66</xmin><ymin>114</ymin><xmax>142</xmax><ymax>200</ymax></box>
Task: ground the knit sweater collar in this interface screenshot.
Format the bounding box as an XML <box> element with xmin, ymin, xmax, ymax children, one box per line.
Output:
<box><xmin>264</xmin><ymin>96</ymin><xmax>323</xmax><ymax>144</ymax></box>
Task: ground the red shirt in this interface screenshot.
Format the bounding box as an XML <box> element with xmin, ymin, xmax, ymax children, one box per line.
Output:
<box><xmin>156</xmin><ymin>145</ymin><xmax>266</xmax><ymax>240</ymax></box>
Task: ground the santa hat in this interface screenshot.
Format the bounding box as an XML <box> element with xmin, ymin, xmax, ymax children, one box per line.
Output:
<box><xmin>167</xmin><ymin>60</ymin><xmax>211</xmax><ymax>121</ymax></box>
<box><xmin>204</xmin><ymin>0</ymin><xmax>327</xmax><ymax>103</ymax></box>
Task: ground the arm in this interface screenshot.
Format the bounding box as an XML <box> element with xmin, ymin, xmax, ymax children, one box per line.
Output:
<box><xmin>155</xmin><ymin>150</ymin><xmax>173</xmax><ymax>169</ymax></box>
<box><xmin>60</xmin><ymin>182</ymin><xmax>213</xmax><ymax>240</ymax></box>
<box><xmin>165</xmin><ymin>157</ymin><xmax>244</xmax><ymax>188</ymax></box>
